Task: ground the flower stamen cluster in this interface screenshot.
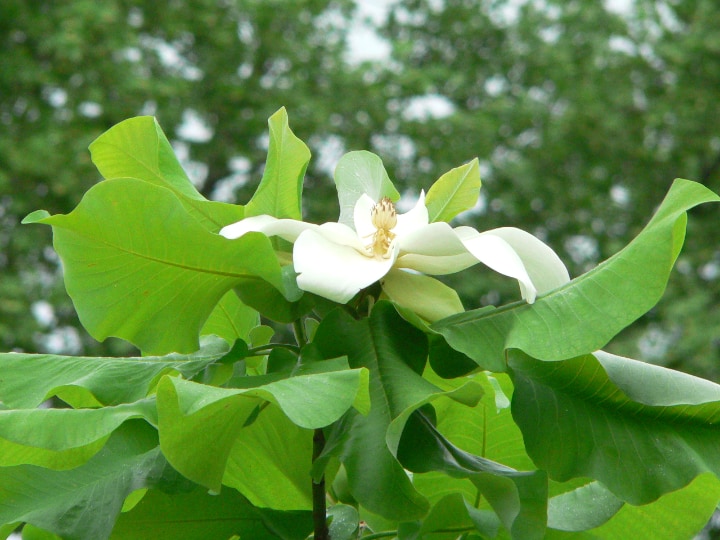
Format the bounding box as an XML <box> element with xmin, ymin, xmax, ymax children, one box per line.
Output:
<box><xmin>368</xmin><ymin>197</ymin><xmax>397</xmax><ymax>258</ymax></box>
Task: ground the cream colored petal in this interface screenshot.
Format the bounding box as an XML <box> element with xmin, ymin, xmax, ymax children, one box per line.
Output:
<box><xmin>395</xmin><ymin>252</ymin><xmax>478</xmax><ymax>275</ymax></box>
<box><xmin>220</xmin><ymin>215</ymin><xmax>316</xmax><ymax>242</ymax></box>
<box><xmin>293</xmin><ymin>229</ymin><xmax>397</xmax><ymax>303</ymax></box>
<box><xmin>393</xmin><ymin>190</ymin><xmax>429</xmax><ymax>239</ymax></box>
<box><xmin>353</xmin><ymin>194</ymin><xmax>378</xmax><ymax>239</ymax></box>
<box><xmin>457</xmin><ymin>227</ymin><xmax>538</xmax><ymax>303</ymax></box>
<box><xmin>480</xmin><ymin>227</ymin><xmax>570</xmax><ymax>295</ymax></box>
<box><xmin>317</xmin><ymin>222</ymin><xmax>369</xmax><ymax>253</ymax></box>
<box><xmin>400</xmin><ymin>221</ymin><xmax>469</xmax><ymax>256</ymax></box>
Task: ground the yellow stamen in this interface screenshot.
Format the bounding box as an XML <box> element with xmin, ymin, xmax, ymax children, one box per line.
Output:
<box><xmin>368</xmin><ymin>197</ymin><xmax>397</xmax><ymax>257</ymax></box>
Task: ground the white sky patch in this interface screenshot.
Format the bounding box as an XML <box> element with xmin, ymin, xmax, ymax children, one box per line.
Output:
<box><xmin>44</xmin><ymin>87</ymin><xmax>67</xmax><ymax>108</ymax></box>
<box><xmin>31</xmin><ymin>300</ymin><xmax>56</xmax><ymax>328</ymax></box>
<box><xmin>171</xmin><ymin>139</ymin><xmax>208</xmax><ymax>189</ymax></box>
<box><xmin>139</xmin><ymin>36</ymin><xmax>203</xmax><ymax>80</ymax></box>
<box><xmin>38</xmin><ymin>326</ymin><xmax>83</xmax><ymax>355</ymax></box>
<box><xmin>565</xmin><ymin>235</ymin><xmax>600</xmax><ymax>266</ymax></box>
<box><xmin>637</xmin><ymin>324</ymin><xmax>675</xmax><ymax>361</ymax></box>
<box><xmin>210</xmin><ymin>156</ymin><xmax>252</xmax><ymax>203</ymax></box>
<box><xmin>610</xmin><ymin>184</ymin><xmax>631</xmax><ymax>207</ymax></box>
<box><xmin>346</xmin><ymin>0</ymin><xmax>394</xmax><ymax>64</ymax></box>
<box><xmin>485</xmin><ymin>76</ymin><xmax>507</xmax><ymax>97</ymax></box>
<box><xmin>656</xmin><ymin>2</ymin><xmax>683</xmax><ymax>33</ymax></box>
<box><xmin>699</xmin><ymin>260</ymin><xmax>720</xmax><ymax>281</ymax></box>
<box><xmin>313</xmin><ymin>135</ymin><xmax>346</xmax><ymax>177</ymax></box>
<box><xmin>538</xmin><ymin>25</ymin><xmax>560</xmax><ymax>43</ymax></box>
<box><xmin>488</xmin><ymin>0</ymin><xmax>526</xmax><ymax>26</ymax></box>
<box><xmin>609</xmin><ymin>35</ymin><xmax>637</xmax><ymax>55</ymax></box>
<box><xmin>78</xmin><ymin>101</ymin><xmax>103</xmax><ymax>118</ymax></box>
<box><xmin>371</xmin><ymin>133</ymin><xmax>416</xmax><ymax>162</ymax></box>
<box><xmin>395</xmin><ymin>190</ymin><xmax>419</xmax><ymax>213</ymax></box>
<box><xmin>177</xmin><ymin>109</ymin><xmax>214</xmax><ymax>143</ymax></box>
<box><xmin>403</xmin><ymin>94</ymin><xmax>456</xmax><ymax>121</ymax></box>
<box><xmin>604</xmin><ymin>0</ymin><xmax>634</xmax><ymax>16</ymax></box>
<box><xmin>121</xmin><ymin>46</ymin><xmax>142</xmax><ymax>62</ymax></box>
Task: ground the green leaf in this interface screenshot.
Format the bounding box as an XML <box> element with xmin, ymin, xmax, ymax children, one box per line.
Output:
<box><xmin>21</xmin><ymin>524</ymin><xmax>63</xmax><ymax>540</ymax></box>
<box><xmin>382</xmin><ymin>269</ymin><xmax>464</xmax><ymax>323</ymax></box>
<box><xmin>0</xmin><ymin>524</ymin><xmax>18</xmax><ymax>540</ymax></box>
<box><xmin>432</xmin><ymin>179</ymin><xmax>720</xmax><ymax>371</ymax></box>
<box><xmin>406</xmin><ymin>493</ymin><xmax>501</xmax><ymax>539</ymax></box>
<box><xmin>234</xmin><ymin>274</ymin><xmax>315</xmax><ymax>323</ymax></box>
<box><xmin>222</xmin><ymin>404</ymin><xmax>313</xmax><ymax>510</ymax></box>
<box><xmin>0</xmin><ymin>400</ymin><xmax>156</xmax><ymax>469</ymax></box>
<box><xmin>547</xmin><ymin>481</ymin><xmax>624</xmax><ymax>532</ymax></box>
<box><xmin>425</xmin><ymin>158</ymin><xmax>481</xmax><ymax>223</ymax></box>
<box><xmin>88</xmin><ymin>116</ymin><xmax>243</xmax><ymax>231</ymax></box>
<box><xmin>0</xmin><ymin>422</ymin><xmax>165</xmax><ymax>540</ymax></box>
<box><xmin>327</xmin><ymin>504</ymin><xmax>360</xmax><ymax>540</ymax></box>
<box><xmin>312</xmin><ymin>302</ymin><xmax>483</xmax><ymax>522</ymax></box>
<box><xmin>0</xmin><ymin>336</ymin><xmax>230</xmax><ymax>409</ymax></box>
<box><xmin>156</xmin><ymin>359</ymin><xmax>369</xmax><ymax>492</ymax></box>
<box><xmin>245</xmin><ymin>107</ymin><xmax>310</xmax><ymax>220</ymax></box>
<box><xmin>410</xmin><ymin>371</ymin><xmax>547</xmax><ymax>538</ymax></box>
<box><xmin>397</xmin><ymin>408</ymin><xmax>548</xmax><ymax>540</ymax></box>
<box><xmin>334</xmin><ymin>151</ymin><xmax>400</xmax><ymax>227</ymax></box>
<box><xmin>509</xmin><ymin>349</ymin><xmax>720</xmax><ymax>504</ymax></box>
<box><xmin>586</xmin><ymin>473</ymin><xmax>720</xmax><ymax>539</ymax></box>
<box><xmin>200</xmin><ymin>290</ymin><xmax>259</xmax><ymax>343</ymax></box>
<box><xmin>29</xmin><ymin>177</ymin><xmax>286</xmax><ymax>355</ymax></box>
<box><xmin>110</xmin><ymin>485</ymin><xmax>313</xmax><ymax>540</ymax></box>
<box><xmin>427</xmin><ymin>334</ymin><xmax>480</xmax><ymax>378</ymax></box>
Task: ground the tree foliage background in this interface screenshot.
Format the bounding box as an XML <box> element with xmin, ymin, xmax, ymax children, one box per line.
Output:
<box><xmin>1</xmin><ymin>0</ymin><xmax>718</xmax><ymax>382</ymax></box>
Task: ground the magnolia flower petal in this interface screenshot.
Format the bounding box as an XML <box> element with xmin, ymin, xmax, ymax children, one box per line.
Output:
<box><xmin>480</xmin><ymin>227</ymin><xmax>571</xmax><ymax>294</ymax></box>
<box><xmin>294</xmin><ymin>229</ymin><xmax>398</xmax><ymax>303</ymax></box>
<box><xmin>393</xmin><ymin>191</ymin><xmax>429</xmax><ymax>239</ymax></box>
<box><xmin>395</xmin><ymin>252</ymin><xmax>478</xmax><ymax>275</ymax></box>
<box><xmin>400</xmin><ymin>221</ymin><xmax>469</xmax><ymax>256</ymax></box>
<box><xmin>353</xmin><ymin>194</ymin><xmax>378</xmax><ymax>239</ymax></box>
<box><xmin>220</xmin><ymin>215</ymin><xmax>315</xmax><ymax>242</ymax></box>
<box><xmin>317</xmin><ymin>222</ymin><xmax>369</xmax><ymax>253</ymax></box>
<box><xmin>456</xmin><ymin>227</ymin><xmax>538</xmax><ymax>303</ymax></box>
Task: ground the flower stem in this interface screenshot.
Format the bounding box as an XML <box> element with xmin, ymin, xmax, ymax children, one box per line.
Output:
<box><xmin>292</xmin><ymin>317</ymin><xmax>328</xmax><ymax>539</ymax></box>
<box><xmin>312</xmin><ymin>427</ymin><xmax>329</xmax><ymax>540</ymax></box>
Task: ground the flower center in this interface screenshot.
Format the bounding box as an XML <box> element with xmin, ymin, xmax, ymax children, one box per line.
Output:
<box><xmin>368</xmin><ymin>197</ymin><xmax>397</xmax><ymax>258</ymax></box>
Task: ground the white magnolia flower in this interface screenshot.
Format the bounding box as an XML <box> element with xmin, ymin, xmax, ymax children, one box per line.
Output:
<box><xmin>220</xmin><ymin>192</ymin><xmax>570</xmax><ymax>306</ymax></box>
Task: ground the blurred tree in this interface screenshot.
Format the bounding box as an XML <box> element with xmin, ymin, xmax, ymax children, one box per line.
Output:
<box><xmin>1</xmin><ymin>0</ymin><xmax>718</xmax><ymax>381</ymax></box>
<box><xmin>0</xmin><ymin>0</ymin><xmax>389</xmax><ymax>356</ymax></box>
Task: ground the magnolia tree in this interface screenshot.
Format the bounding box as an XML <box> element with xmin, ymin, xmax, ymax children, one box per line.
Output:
<box><xmin>2</xmin><ymin>109</ymin><xmax>720</xmax><ymax>540</ymax></box>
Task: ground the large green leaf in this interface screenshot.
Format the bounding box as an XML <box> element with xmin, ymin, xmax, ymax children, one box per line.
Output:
<box><xmin>425</xmin><ymin>158</ymin><xmax>481</xmax><ymax>223</ymax></box>
<box><xmin>334</xmin><ymin>151</ymin><xmax>400</xmax><ymax>227</ymax></box>
<box><xmin>156</xmin><ymin>358</ymin><xmax>369</xmax><ymax>492</ymax></box>
<box><xmin>88</xmin><ymin>115</ymin><xmax>243</xmax><ymax>231</ymax></box>
<box><xmin>312</xmin><ymin>302</ymin><xmax>483</xmax><ymax>522</ymax></box>
<box><xmin>200</xmin><ymin>290</ymin><xmax>259</xmax><ymax>343</ymax></box>
<box><xmin>432</xmin><ymin>179</ymin><xmax>720</xmax><ymax>371</ymax></box>
<box><xmin>397</xmin><ymin>408</ymin><xmax>548</xmax><ymax>540</ymax></box>
<box><xmin>222</xmin><ymin>404</ymin><xmax>313</xmax><ymax>510</ymax></box>
<box><xmin>0</xmin><ymin>336</ymin><xmax>230</xmax><ymax>409</ymax></box>
<box><xmin>583</xmin><ymin>473</ymin><xmax>720</xmax><ymax>539</ymax></box>
<box><xmin>0</xmin><ymin>422</ymin><xmax>166</xmax><ymax>540</ymax></box>
<box><xmin>0</xmin><ymin>399</ymin><xmax>156</xmax><ymax>469</ymax></box>
<box><xmin>24</xmin><ymin>178</ymin><xmax>287</xmax><ymax>355</ymax></box>
<box><xmin>509</xmin><ymin>349</ymin><xmax>720</xmax><ymax>504</ymax></box>
<box><xmin>245</xmin><ymin>107</ymin><xmax>310</xmax><ymax>220</ymax></box>
<box><xmin>546</xmin><ymin>481</ymin><xmax>624</xmax><ymax>532</ymax></box>
<box><xmin>110</xmin><ymin>485</ymin><xmax>312</xmax><ymax>540</ymax></box>
<box><xmin>398</xmin><ymin>492</ymin><xmax>500</xmax><ymax>539</ymax></box>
